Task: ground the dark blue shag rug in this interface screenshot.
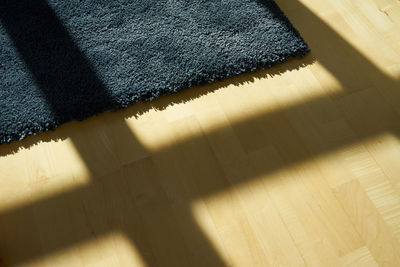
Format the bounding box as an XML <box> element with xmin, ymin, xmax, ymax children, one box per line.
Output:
<box><xmin>0</xmin><ymin>0</ymin><xmax>309</xmax><ymax>144</ymax></box>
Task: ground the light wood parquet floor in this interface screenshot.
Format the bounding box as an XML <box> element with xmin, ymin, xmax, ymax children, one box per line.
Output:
<box><xmin>1</xmin><ymin>0</ymin><xmax>400</xmax><ymax>266</ymax></box>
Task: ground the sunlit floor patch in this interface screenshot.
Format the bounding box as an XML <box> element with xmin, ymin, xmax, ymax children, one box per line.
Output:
<box><xmin>23</xmin><ymin>231</ymin><xmax>145</xmax><ymax>267</ymax></box>
<box><xmin>126</xmin><ymin>63</ymin><xmax>339</xmax><ymax>152</ymax></box>
<box><xmin>0</xmin><ymin>138</ymin><xmax>90</xmax><ymax>212</ymax></box>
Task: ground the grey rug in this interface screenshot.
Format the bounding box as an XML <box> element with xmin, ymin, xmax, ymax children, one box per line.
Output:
<box><xmin>0</xmin><ymin>0</ymin><xmax>309</xmax><ymax>144</ymax></box>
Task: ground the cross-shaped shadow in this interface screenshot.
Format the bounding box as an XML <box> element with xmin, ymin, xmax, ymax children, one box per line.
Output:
<box><xmin>1</xmin><ymin>0</ymin><xmax>400</xmax><ymax>266</ymax></box>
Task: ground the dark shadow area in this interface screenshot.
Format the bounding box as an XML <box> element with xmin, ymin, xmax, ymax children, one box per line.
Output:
<box><xmin>1</xmin><ymin>0</ymin><xmax>400</xmax><ymax>266</ymax></box>
<box><xmin>0</xmin><ymin>0</ymin><xmax>118</xmax><ymax>121</ymax></box>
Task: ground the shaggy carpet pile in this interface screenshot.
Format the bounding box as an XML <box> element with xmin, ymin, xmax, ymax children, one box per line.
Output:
<box><xmin>0</xmin><ymin>0</ymin><xmax>309</xmax><ymax>144</ymax></box>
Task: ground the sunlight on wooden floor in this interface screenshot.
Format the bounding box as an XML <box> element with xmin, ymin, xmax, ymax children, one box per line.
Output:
<box><xmin>0</xmin><ymin>138</ymin><xmax>90</xmax><ymax>212</ymax></box>
<box><xmin>127</xmin><ymin>62</ymin><xmax>343</xmax><ymax>152</ymax></box>
<box><xmin>294</xmin><ymin>0</ymin><xmax>400</xmax><ymax>78</ymax></box>
<box><xmin>1</xmin><ymin>0</ymin><xmax>400</xmax><ymax>266</ymax></box>
<box><xmin>22</xmin><ymin>231</ymin><xmax>145</xmax><ymax>267</ymax></box>
<box><xmin>188</xmin><ymin>129</ymin><xmax>400</xmax><ymax>266</ymax></box>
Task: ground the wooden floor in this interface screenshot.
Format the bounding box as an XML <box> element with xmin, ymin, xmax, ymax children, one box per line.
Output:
<box><xmin>1</xmin><ymin>0</ymin><xmax>400</xmax><ymax>266</ymax></box>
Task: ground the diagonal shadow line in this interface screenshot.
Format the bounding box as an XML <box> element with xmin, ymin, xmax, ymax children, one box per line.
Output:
<box><xmin>1</xmin><ymin>0</ymin><xmax>400</xmax><ymax>266</ymax></box>
<box><xmin>275</xmin><ymin>0</ymin><xmax>400</xmax><ymax>94</ymax></box>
